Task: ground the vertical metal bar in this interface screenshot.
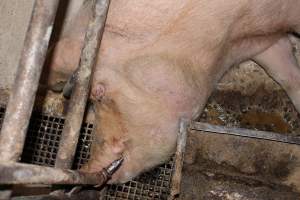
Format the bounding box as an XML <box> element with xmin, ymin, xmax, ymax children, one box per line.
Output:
<box><xmin>55</xmin><ymin>0</ymin><xmax>110</xmax><ymax>169</ymax></box>
<box><xmin>0</xmin><ymin>0</ymin><xmax>60</xmax><ymax>162</ymax></box>
<box><xmin>169</xmin><ymin>119</ymin><xmax>189</xmax><ymax>200</ymax></box>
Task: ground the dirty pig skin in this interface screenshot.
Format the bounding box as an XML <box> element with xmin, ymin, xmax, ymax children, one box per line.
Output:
<box><xmin>46</xmin><ymin>0</ymin><xmax>300</xmax><ymax>184</ymax></box>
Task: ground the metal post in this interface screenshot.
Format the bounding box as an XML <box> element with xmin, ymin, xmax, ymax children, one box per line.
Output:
<box><xmin>169</xmin><ymin>119</ymin><xmax>189</xmax><ymax>200</ymax></box>
<box><xmin>0</xmin><ymin>0</ymin><xmax>60</xmax><ymax>162</ymax></box>
<box><xmin>55</xmin><ymin>0</ymin><xmax>110</xmax><ymax>169</ymax></box>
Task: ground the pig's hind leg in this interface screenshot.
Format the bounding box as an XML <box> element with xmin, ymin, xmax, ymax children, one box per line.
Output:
<box><xmin>253</xmin><ymin>36</ymin><xmax>300</xmax><ymax>113</ymax></box>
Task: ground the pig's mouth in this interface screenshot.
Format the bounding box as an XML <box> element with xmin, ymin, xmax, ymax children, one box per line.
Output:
<box><xmin>105</xmin><ymin>143</ymin><xmax>150</xmax><ymax>184</ymax></box>
<box><xmin>80</xmin><ymin>148</ymin><xmax>133</xmax><ymax>183</ymax></box>
<box><xmin>107</xmin><ymin>155</ymin><xmax>131</xmax><ymax>184</ymax></box>
<box><xmin>80</xmin><ymin>127</ymin><xmax>133</xmax><ymax>183</ymax></box>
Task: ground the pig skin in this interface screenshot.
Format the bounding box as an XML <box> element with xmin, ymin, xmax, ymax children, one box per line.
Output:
<box><xmin>47</xmin><ymin>0</ymin><xmax>300</xmax><ymax>184</ymax></box>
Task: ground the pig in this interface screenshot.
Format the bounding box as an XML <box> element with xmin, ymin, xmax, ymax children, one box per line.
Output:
<box><xmin>46</xmin><ymin>0</ymin><xmax>300</xmax><ymax>183</ymax></box>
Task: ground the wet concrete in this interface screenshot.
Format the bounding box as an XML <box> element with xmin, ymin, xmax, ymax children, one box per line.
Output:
<box><xmin>181</xmin><ymin>159</ymin><xmax>299</xmax><ymax>200</ymax></box>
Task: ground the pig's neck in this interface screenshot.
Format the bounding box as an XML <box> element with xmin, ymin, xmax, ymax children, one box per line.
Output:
<box><xmin>97</xmin><ymin>23</ymin><xmax>228</xmax><ymax>120</ymax></box>
<box><xmin>96</xmin><ymin>1</ymin><xmax>242</xmax><ymax>119</ymax></box>
<box><xmin>99</xmin><ymin>51</ymin><xmax>219</xmax><ymax>121</ymax></box>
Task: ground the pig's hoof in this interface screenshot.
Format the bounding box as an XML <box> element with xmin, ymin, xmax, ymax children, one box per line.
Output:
<box><xmin>62</xmin><ymin>68</ymin><xmax>79</xmax><ymax>99</ymax></box>
<box><xmin>49</xmin><ymin>81</ymin><xmax>67</xmax><ymax>93</ymax></box>
<box><xmin>62</xmin><ymin>79</ymin><xmax>75</xmax><ymax>99</ymax></box>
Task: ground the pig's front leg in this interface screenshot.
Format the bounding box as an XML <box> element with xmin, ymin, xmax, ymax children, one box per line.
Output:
<box><xmin>253</xmin><ymin>36</ymin><xmax>300</xmax><ymax>113</ymax></box>
<box><xmin>45</xmin><ymin>38</ymin><xmax>83</xmax><ymax>88</ymax></box>
<box><xmin>43</xmin><ymin>0</ymin><xmax>93</xmax><ymax>91</ymax></box>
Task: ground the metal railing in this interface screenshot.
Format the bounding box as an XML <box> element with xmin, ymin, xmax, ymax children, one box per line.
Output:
<box><xmin>0</xmin><ymin>1</ymin><xmax>187</xmax><ymax>199</ymax></box>
<box><xmin>0</xmin><ymin>0</ymin><xmax>111</xmax><ymax>199</ymax></box>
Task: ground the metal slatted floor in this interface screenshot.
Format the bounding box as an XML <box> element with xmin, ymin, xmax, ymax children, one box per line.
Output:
<box><xmin>0</xmin><ymin>105</ymin><xmax>175</xmax><ymax>200</ymax></box>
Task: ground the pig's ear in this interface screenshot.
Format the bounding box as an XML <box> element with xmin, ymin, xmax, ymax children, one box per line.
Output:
<box><xmin>91</xmin><ymin>83</ymin><xmax>106</xmax><ymax>101</ymax></box>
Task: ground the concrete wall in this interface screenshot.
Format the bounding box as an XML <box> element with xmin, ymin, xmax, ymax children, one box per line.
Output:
<box><xmin>0</xmin><ymin>0</ymin><xmax>86</xmax><ymax>90</ymax></box>
<box><xmin>0</xmin><ymin>0</ymin><xmax>34</xmax><ymax>89</ymax></box>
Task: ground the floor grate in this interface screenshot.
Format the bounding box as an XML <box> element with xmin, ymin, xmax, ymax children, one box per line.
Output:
<box><xmin>0</xmin><ymin>106</ymin><xmax>5</xmax><ymax>126</ymax></box>
<box><xmin>104</xmin><ymin>158</ymin><xmax>174</xmax><ymax>200</ymax></box>
<box><xmin>0</xmin><ymin>105</ymin><xmax>175</xmax><ymax>199</ymax></box>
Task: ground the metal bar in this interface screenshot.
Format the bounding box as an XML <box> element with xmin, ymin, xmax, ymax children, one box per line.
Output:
<box><xmin>169</xmin><ymin>119</ymin><xmax>189</xmax><ymax>200</ymax></box>
<box><xmin>190</xmin><ymin>122</ymin><xmax>300</xmax><ymax>145</ymax></box>
<box><xmin>55</xmin><ymin>0</ymin><xmax>110</xmax><ymax>169</ymax></box>
<box><xmin>11</xmin><ymin>191</ymin><xmax>101</xmax><ymax>200</ymax></box>
<box><xmin>0</xmin><ymin>0</ymin><xmax>60</xmax><ymax>162</ymax></box>
<box><xmin>0</xmin><ymin>186</ymin><xmax>11</xmax><ymax>200</ymax></box>
<box><xmin>0</xmin><ymin>162</ymin><xmax>109</xmax><ymax>185</ymax></box>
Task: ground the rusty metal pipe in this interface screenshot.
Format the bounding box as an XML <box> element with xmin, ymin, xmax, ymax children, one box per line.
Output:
<box><xmin>169</xmin><ymin>119</ymin><xmax>189</xmax><ymax>200</ymax></box>
<box><xmin>11</xmin><ymin>191</ymin><xmax>100</xmax><ymax>200</ymax></box>
<box><xmin>191</xmin><ymin>122</ymin><xmax>300</xmax><ymax>145</ymax></box>
<box><xmin>0</xmin><ymin>162</ymin><xmax>109</xmax><ymax>185</ymax></box>
<box><xmin>55</xmin><ymin>0</ymin><xmax>110</xmax><ymax>169</ymax></box>
<box><xmin>0</xmin><ymin>0</ymin><xmax>60</xmax><ymax>162</ymax></box>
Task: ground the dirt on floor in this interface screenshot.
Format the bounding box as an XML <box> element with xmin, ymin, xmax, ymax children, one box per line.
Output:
<box><xmin>178</xmin><ymin>39</ymin><xmax>300</xmax><ymax>199</ymax></box>
<box><xmin>181</xmin><ymin>85</ymin><xmax>300</xmax><ymax>199</ymax></box>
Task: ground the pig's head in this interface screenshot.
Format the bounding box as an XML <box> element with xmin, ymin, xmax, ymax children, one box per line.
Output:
<box><xmin>81</xmin><ymin>55</ymin><xmax>202</xmax><ymax>183</ymax></box>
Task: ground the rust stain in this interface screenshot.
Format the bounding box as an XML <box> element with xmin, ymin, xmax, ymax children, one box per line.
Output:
<box><xmin>100</xmin><ymin>98</ymin><xmax>126</xmax><ymax>129</ymax></box>
<box><xmin>241</xmin><ymin>111</ymin><xmax>291</xmax><ymax>133</ymax></box>
<box><xmin>203</xmin><ymin>106</ymin><xmax>225</xmax><ymax>125</ymax></box>
<box><xmin>97</xmin><ymin>97</ymin><xmax>128</xmax><ymax>141</ymax></box>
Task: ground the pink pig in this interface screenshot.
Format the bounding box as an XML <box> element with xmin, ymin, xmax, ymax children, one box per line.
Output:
<box><xmin>47</xmin><ymin>0</ymin><xmax>300</xmax><ymax>183</ymax></box>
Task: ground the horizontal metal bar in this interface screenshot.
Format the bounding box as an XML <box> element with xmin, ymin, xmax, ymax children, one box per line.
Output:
<box><xmin>0</xmin><ymin>162</ymin><xmax>108</xmax><ymax>185</ymax></box>
<box><xmin>11</xmin><ymin>190</ymin><xmax>100</xmax><ymax>200</ymax></box>
<box><xmin>0</xmin><ymin>0</ymin><xmax>60</xmax><ymax>162</ymax></box>
<box><xmin>190</xmin><ymin>122</ymin><xmax>300</xmax><ymax>145</ymax></box>
<box><xmin>55</xmin><ymin>0</ymin><xmax>111</xmax><ymax>169</ymax></box>
<box><xmin>0</xmin><ymin>187</ymin><xmax>11</xmax><ymax>200</ymax></box>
